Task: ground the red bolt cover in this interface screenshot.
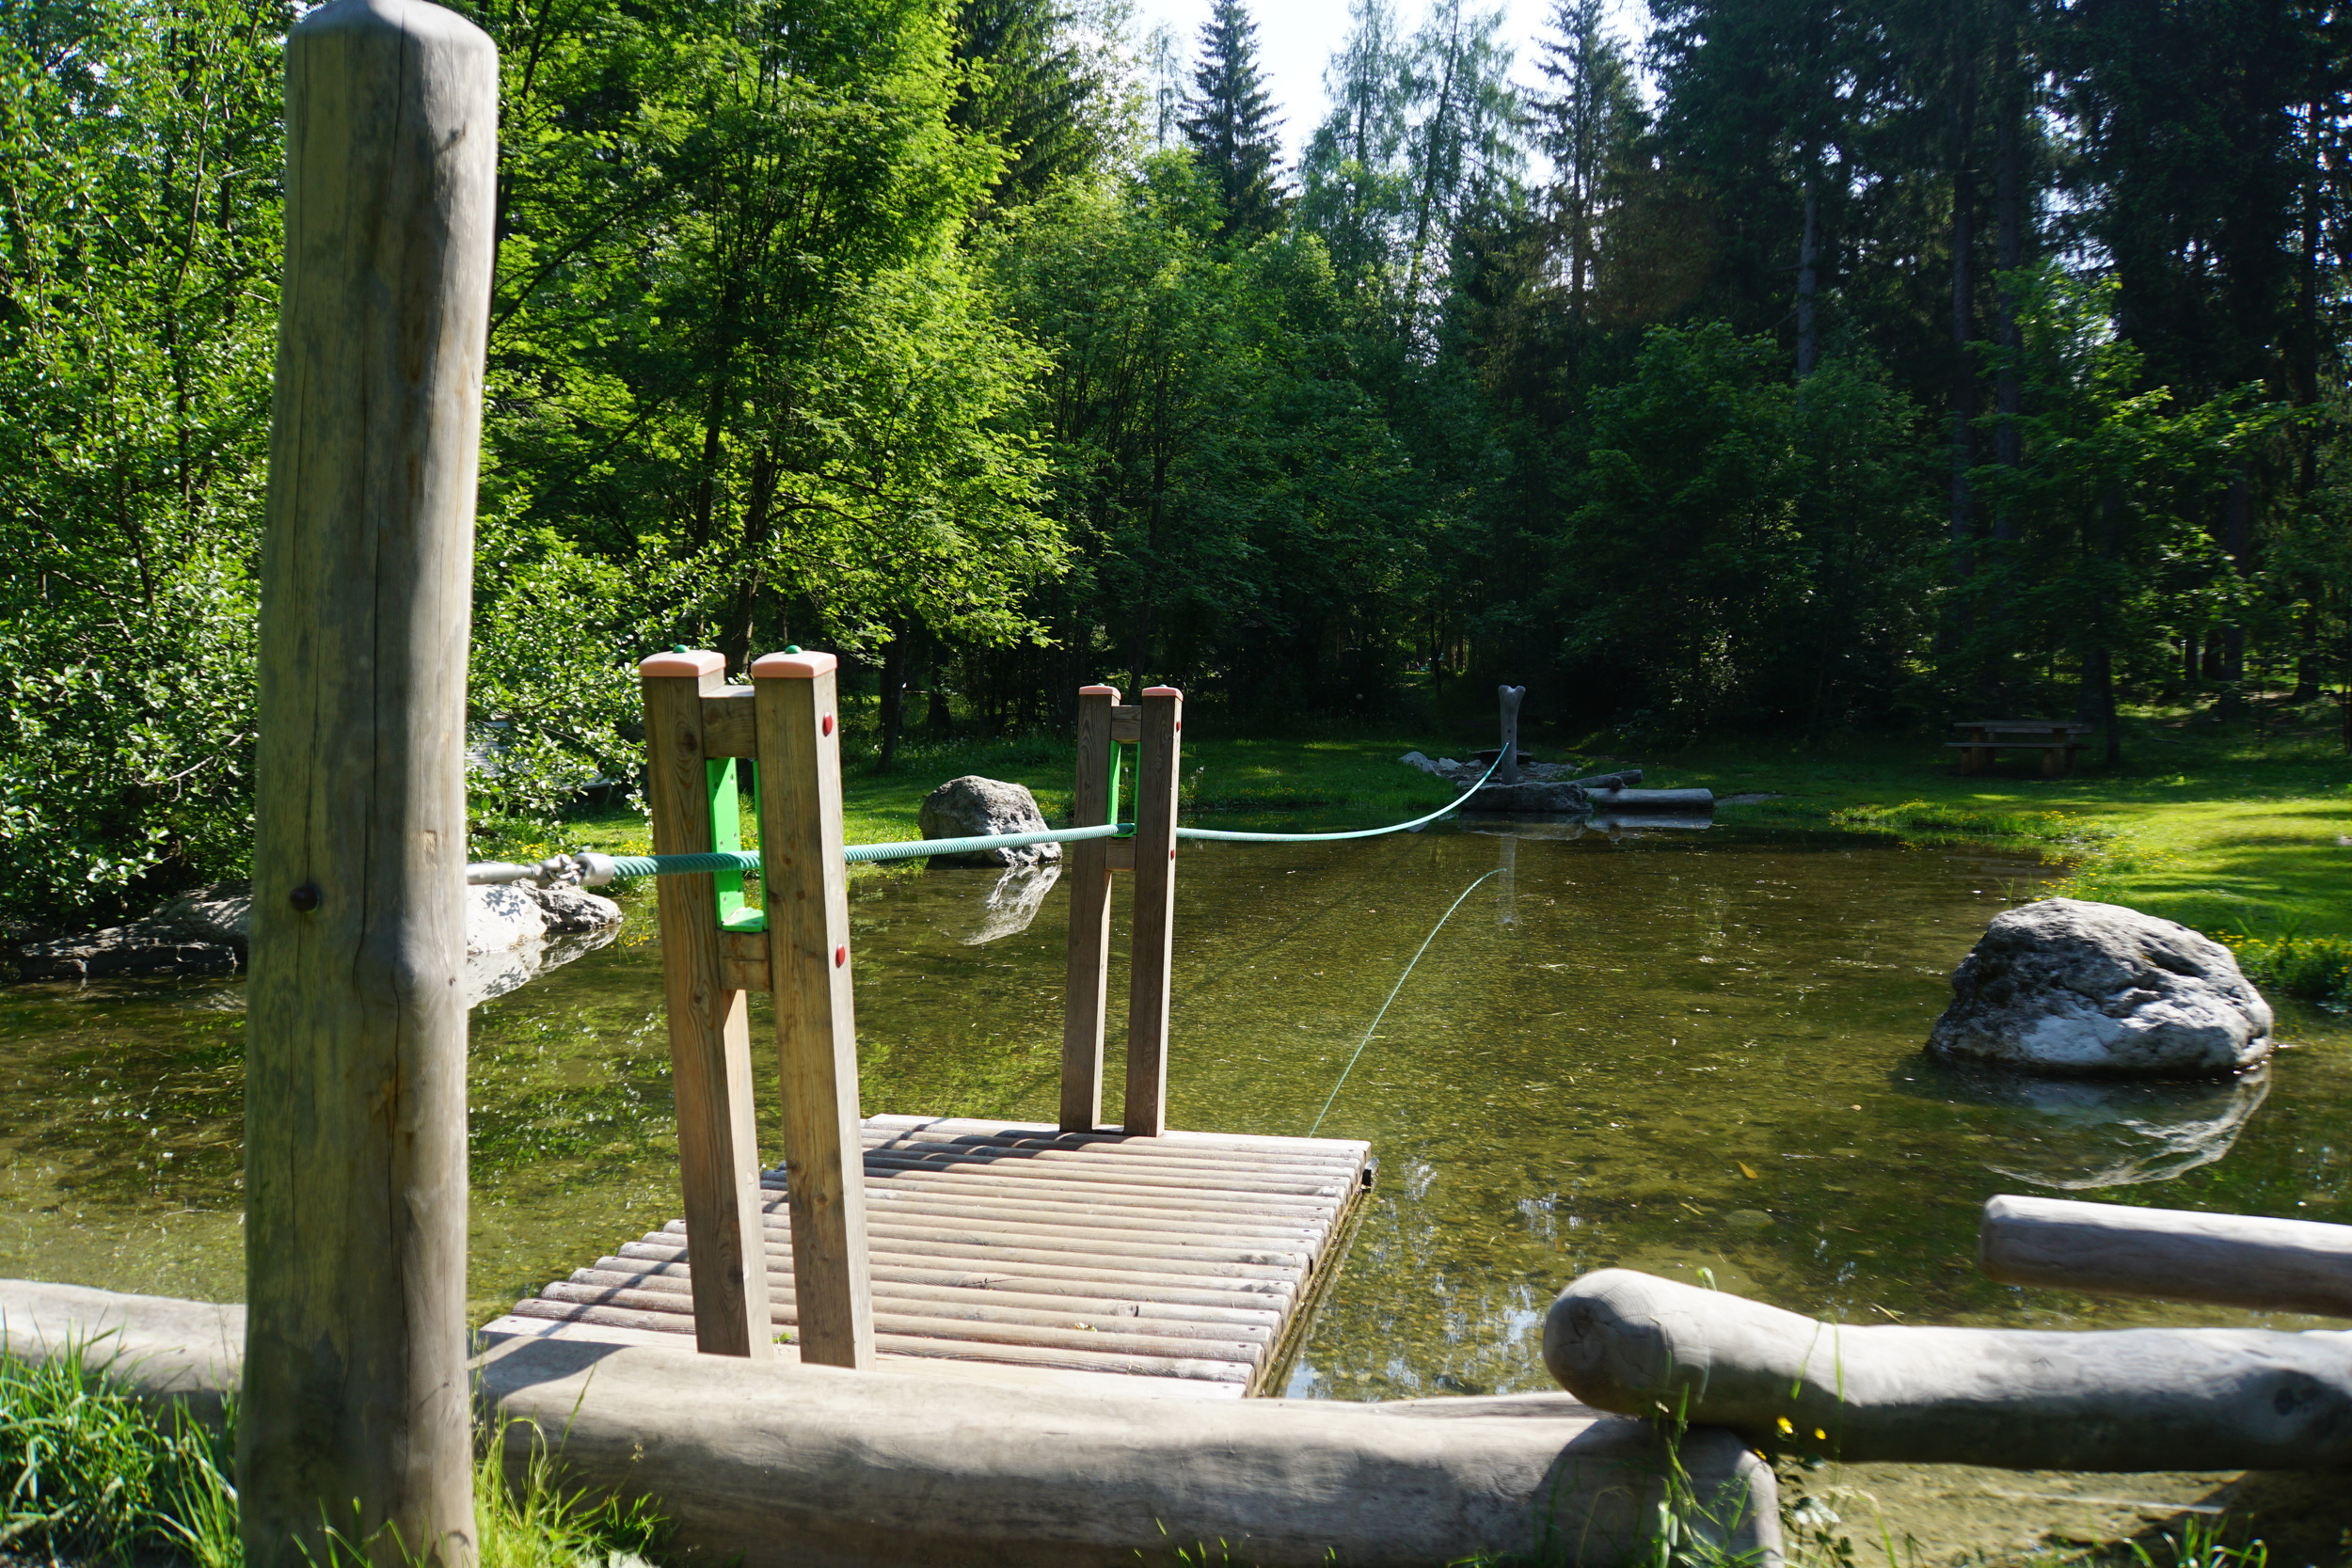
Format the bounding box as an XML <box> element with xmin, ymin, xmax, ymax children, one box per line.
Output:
<box><xmin>822</xmin><ymin>714</ymin><xmax>834</xmax><ymax>736</ymax></box>
<box><xmin>834</xmin><ymin>944</ymin><xmax>847</xmax><ymax>967</ymax></box>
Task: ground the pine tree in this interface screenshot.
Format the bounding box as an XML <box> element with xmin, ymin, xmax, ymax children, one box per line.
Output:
<box><xmin>951</xmin><ymin>0</ymin><xmax>1118</xmax><ymax>213</ymax></box>
<box><xmin>1531</xmin><ymin>0</ymin><xmax>1642</xmax><ymax>323</ymax></box>
<box><xmin>1181</xmin><ymin>0</ymin><xmax>1286</xmax><ymax>238</ymax></box>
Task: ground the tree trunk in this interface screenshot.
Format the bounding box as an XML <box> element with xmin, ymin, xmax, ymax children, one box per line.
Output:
<box><xmin>926</xmin><ymin>628</ymin><xmax>955</xmax><ymax>734</ymax></box>
<box><xmin>2220</xmin><ymin>471</ymin><xmax>2250</xmax><ymax>721</ymax></box>
<box><xmin>878</xmin><ymin>626</ymin><xmax>907</xmax><ymax>773</ymax></box>
<box><xmin>1795</xmin><ymin>182</ymin><xmax>1820</xmax><ymax>377</ymax></box>
<box><xmin>1949</xmin><ymin>56</ymin><xmax>1978</xmax><ymax>610</ymax></box>
<box><xmin>2293</xmin><ymin>605</ymin><xmax>2320</xmax><ymax>703</ymax></box>
<box><xmin>1992</xmin><ymin>22</ymin><xmax>2023</xmax><ymax>541</ymax></box>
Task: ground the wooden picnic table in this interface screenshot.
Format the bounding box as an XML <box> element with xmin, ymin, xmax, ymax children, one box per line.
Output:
<box><xmin>1946</xmin><ymin>720</ymin><xmax>2092</xmax><ymax>777</ymax></box>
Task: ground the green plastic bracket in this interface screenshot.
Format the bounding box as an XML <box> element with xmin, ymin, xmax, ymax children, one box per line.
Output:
<box><xmin>707</xmin><ymin>758</ymin><xmax>768</xmax><ymax>933</ymax></box>
<box><xmin>1110</xmin><ymin>740</ymin><xmax>1135</xmax><ymax>838</ymax></box>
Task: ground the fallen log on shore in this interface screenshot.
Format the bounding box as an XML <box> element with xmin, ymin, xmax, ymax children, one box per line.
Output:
<box><xmin>0</xmin><ymin>1277</ymin><xmax>1781</xmax><ymax>1568</ymax></box>
<box><xmin>1546</xmin><ymin>1266</ymin><xmax>2352</xmax><ymax>1471</ymax></box>
<box><xmin>1585</xmin><ymin>787</ymin><xmax>1713</xmax><ymax>812</ymax></box>
<box><xmin>1980</xmin><ymin>1194</ymin><xmax>2352</xmax><ymax>1317</ymax></box>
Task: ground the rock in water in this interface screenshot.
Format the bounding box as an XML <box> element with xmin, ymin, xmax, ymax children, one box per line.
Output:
<box><xmin>532</xmin><ymin>884</ymin><xmax>623</xmax><ymax>936</ymax></box>
<box><xmin>1929</xmin><ymin>898</ymin><xmax>2272</xmax><ymax>1077</ymax></box>
<box><xmin>918</xmin><ymin>776</ymin><xmax>1061</xmax><ymax>867</ymax></box>
<box><xmin>467</xmin><ymin>883</ymin><xmax>546</xmax><ymax>952</ymax></box>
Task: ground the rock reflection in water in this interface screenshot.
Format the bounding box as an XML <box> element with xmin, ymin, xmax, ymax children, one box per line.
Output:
<box><xmin>959</xmin><ymin>863</ymin><xmax>1062</xmax><ymax>945</ymax></box>
<box><xmin>466</xmin><ymin>925</ymin><xmax>624</xmax><ymax>1007</ymax></box>
<box><xmin>1915</xmin><ymin>1060</ymin><xmax>2273</xmax><ymax>1189</ymax></box>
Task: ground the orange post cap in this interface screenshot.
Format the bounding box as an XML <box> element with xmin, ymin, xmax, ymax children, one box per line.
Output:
<box><xmin>751</xmin><ymin>649</ymin><xmax>839</xmax><ymax>679</ymax></box>
<box><xmin>640</xmin><ymin>648</ymin><xmax>724</xmax><ymax>677</ymax></box>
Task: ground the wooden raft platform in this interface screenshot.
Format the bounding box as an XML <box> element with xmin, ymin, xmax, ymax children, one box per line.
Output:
<box><xmin>484</xmin><ymin>1115</ymin><xmax>1375</xmax><ymax>1400</ymax></box>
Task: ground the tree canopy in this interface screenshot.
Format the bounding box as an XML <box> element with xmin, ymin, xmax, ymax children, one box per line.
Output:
<box><xmin>2</xmin><ymin>0</ymin><xmax>2347</xmax><ymax>931</ymax></box>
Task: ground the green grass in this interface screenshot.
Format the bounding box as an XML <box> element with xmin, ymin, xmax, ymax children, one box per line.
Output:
<box><xmin>0</xmin><ymin>1345</ymin><xmax>238</xmax><ymax>1567</ymax></box>
<box><xmin>0</xmin><ymin>1349</ymin><xmax>666</xmax><ymax>1568</ymax></box>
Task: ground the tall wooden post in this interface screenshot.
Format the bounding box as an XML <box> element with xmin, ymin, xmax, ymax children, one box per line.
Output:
<box><xmin>1060</xmin><ymin>684</ymin><xmax>1120</xmax><ymax>1132</ymax></box>
<box><xmin>244</xmin><ymin>2</ymin><xmax>494</xmax><ymax>1562</ymax></box>
<box><xmin>1498</xmin><ymin>684</ymin><xmax>1526</xmax><ymax>785</ymax></box>
<box><xmin>1122</xmin><ymin>686</ymin><xmax>1183</xmax><ymax>1136</ymax></box>
<box><xmin>640</xmin><ymin>650</ymin><xmax>772</xmax><ymax>1358</ymax></box>
<box><xmin>752</xmin><ymin>651</ymin><xmax>874</xmax><ymax>1369</ymax></box>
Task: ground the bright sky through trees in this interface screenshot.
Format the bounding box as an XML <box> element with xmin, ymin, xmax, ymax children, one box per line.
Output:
<box><xmin>1130</xmin><ymin>0</ymin><xmax>1644</xmax><ymax>164</ymax></box>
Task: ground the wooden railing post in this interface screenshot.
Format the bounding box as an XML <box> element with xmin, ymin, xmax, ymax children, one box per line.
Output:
<box><xmin>243</xmin><ymin>2</ymin><xmax>493</xmax><ymax>1562</ymax></box>
<box><xmin>640</xmin><ymin>649</ymin><xmax>772</xmax><ymax>1359</ymax></box>
<box><xmin>1122</xmin><ymin>686</ymin><xmax>1183</xmax><ymax>1136</ymax></box>
<box><xmin>752</xmin><ymin>650</ymin><xmax>874</xmax><ymax>1369</ymax></box>
<box><xmin>1060</xmin><ymin>684</ymin><xmax>1120</xmax><ymax>1131</ymax></box>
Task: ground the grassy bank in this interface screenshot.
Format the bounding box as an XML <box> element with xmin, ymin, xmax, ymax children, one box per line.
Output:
<box><xmin>1643</xmin><ymin>709</ymin><xmax>2349</xmax><ymax>1006</ymax></box>
<box><xmin>0</xmin><ymin>1350</ymin><xmax>664</xmax><ymax>1568</ymax></box>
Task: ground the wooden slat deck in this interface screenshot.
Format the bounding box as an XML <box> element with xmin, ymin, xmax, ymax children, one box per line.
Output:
<box><xmin>483</xmin><ymin>1115</ymin><xmax>1375</xmax><ymax>1400</ymax></box>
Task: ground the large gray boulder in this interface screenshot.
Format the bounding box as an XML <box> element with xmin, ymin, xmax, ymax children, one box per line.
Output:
<box><xmin>917</xmin><ymin>775</ymin><xmax>1061</xmax><ymax>867</ymax></box>
<box><xmin>1929</xmin><ymin>897</ymin><xmax>2272</xmax><ymax>1078</ymax></box>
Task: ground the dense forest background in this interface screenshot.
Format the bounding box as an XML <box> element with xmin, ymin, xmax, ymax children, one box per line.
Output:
<box><xmin>3</xmin><ymin>0</ymin><xmax>2349</xmax><ymax>928</ymax></box>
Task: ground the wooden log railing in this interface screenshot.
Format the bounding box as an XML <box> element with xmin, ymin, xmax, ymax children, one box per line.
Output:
<box><xmin>643</xmin><ymin>664</ymin><xmax>1185</xmax><ymax>1355</ymax></box>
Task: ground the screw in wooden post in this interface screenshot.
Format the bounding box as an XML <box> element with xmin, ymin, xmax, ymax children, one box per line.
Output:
<box><xmin>1061</xmin><ymin>684</ymin><xmax>1121</xmax><ymax>1131</ymax></box>
<box><xmin>639</xmin><ymin>648</ymin><xmax>773</xmax><ymax>1359</ymax></box>
<box><xmin>243</xmin><ymin>2</ymin><xmax>495</xmax><ymax>1562</ymax></box>
<box><xmin>751</xmin><ymin>649</ymin><xmax>875</xmax><ymax>1369</ymax></box>
<box><xmin>1122</xmin><ymin>686</ymin><xmax>1184</xmax><ymax>1137</ymax></box>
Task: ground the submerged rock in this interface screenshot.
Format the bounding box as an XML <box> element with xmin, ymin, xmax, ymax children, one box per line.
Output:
<box><xmin>1928</xmin><ymin>897</ymin><xmax>2272</xmax><ymax>1078</ymax></box>
<box><xmin>918</xmin><ymin>776</ymin><xmax>1060</xmax><ymax>867</ymax></box>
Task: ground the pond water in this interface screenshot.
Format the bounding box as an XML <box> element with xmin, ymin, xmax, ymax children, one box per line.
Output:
<box><xmin>4</xmin><ymin>817</ymin><xmax>2346</xmax><ymax>1402</ymax></box>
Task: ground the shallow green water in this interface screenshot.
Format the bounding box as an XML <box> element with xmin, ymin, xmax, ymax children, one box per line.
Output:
<box><xmin>3</xmin><ymin>819</ymin><xmax>2344</xmax><ymax>1401</ymax></box>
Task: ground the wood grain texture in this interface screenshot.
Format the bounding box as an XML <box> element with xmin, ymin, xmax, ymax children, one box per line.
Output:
<box><xmin>1061</xmin><ymin>686</ymin><xmax>1120</xmax><ymax>1131</ymax></box>
<box><xmin>716</xmin><ymin>929</ymin><xmax>771</xmax><ymax>992</ymax></box>
<box><xmin>699</xmin><ymin>690</ymin><xmax>758</xmax><ymax>756</ymax></box>
<box><xmin>243</xmin><ymin>3</ymin><xmax>494</xmax><ymax>1561</ymax></box>
<box><xmin>1979</xmin><ymin>1193</ymin><xmax>2352</xmax><ymax>1316</ymax></box>
<box><xmin>754</xmin><ymin>662</ymin><xmax>875</xmax><ymax>1369</ymax></box>
<box><xmin>642</xmin><ymin>661</ymin><xmax>772</xmax><ymax>1360</ymax></box>
<box><xmin>616</xmin><ymin>1235</ymin><xmax>1298</xmax><ymax>1306</ymax></box>
<box><xmin>502</xmin><ymin>1117</ymin><xmax>1372</xmax><ymax>1395</ymax></box>
<box><xmin>1123</xmin><ymin>688</ymin><xmax>1183</xmax><ymax>1137</ymax></box>
<box><xmin>566</xmin><ymin>1264</ymin><xmax>1282</xmax><ymax>1330</ymax></box>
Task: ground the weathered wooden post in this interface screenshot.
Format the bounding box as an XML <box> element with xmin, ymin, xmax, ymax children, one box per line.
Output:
<box><xmin>1060</xmin><ymin>684</ymin><xmax>1120</xmax><ymax>1131</ymax></box>
<box><xmin>753</xmin><ymin>650</ymin><xmax>874</xmax><ymax>1368</ymax></box>
<box><xmin>244</xmin><ymin>1</ymin><xmax>495</xmax><ymax>1562</ymax></box>
<box><xmin>639</xmin><ymin>650</ymin><xmax>773</xmax><ymax>1358</ymax></box>
<box><xmin>1122</xmin><ymin>686</ymin><xmax>1183</xmax><ymax>1136</ymax></box>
